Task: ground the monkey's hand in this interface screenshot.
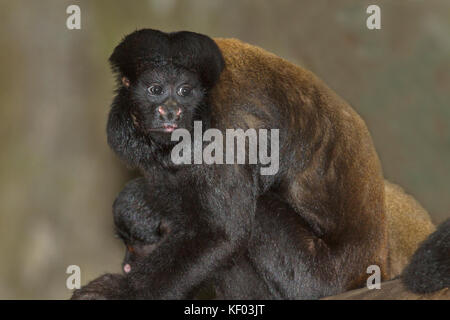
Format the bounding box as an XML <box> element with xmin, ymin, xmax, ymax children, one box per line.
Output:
<box><xmin>70</xmin><ymin>273</ymin><xmax>131</xmax><ymax>300</ymax></box>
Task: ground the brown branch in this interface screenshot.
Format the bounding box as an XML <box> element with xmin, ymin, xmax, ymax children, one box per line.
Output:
<box><xmin>322</xmin><ymin>279</ymin><xmax>449</xmax><ymax>300</ymax></box>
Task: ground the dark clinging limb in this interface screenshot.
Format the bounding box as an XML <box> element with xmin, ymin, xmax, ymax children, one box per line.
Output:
<box><xmin>71</xmin><ymin>172</ymin><xmax>258</xmax><ymax>300</ymax></box>
<box><xmin>126</xmin><ymin>165</ymin><xmax>257</xmax><ymax>299</ymax></box>
<box><xmin>402</xmin><ymin>218</ymin><xmax>450</xmax><ymax>293</ymax></box>
<box><xmin>71</xmin><ymin>273</ymin><xmax>132</xmax><ymax>300</ymax></box>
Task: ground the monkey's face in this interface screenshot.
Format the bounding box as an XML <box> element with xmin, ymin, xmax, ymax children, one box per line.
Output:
<box><xmin>116</xmin><ymin>226</ymin><xmax>162</xmax><ymax>274</ymax></box>
<box><xmin>115</xmin><ymin>219</ymin><xmax>171</xmax><ymax>274</ymax></box>
<box><xmin>125</xmin><ymin>66</ymin><xmax>206</xmax><ymax>145</ymax></box>
<box><xmin>122</xmin><ymin>241</ymin><xmax>159</xmax><ymax>274</ymax></box>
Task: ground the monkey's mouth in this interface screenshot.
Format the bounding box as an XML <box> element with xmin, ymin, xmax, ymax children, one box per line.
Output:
<box><xmin>148</xmin><ymin>123</ymin><xmax>178</xmax><ymax>133</ymax></box>
<box><xmin>123</xmin><ymin>263</ymin><xmax>131</xmax><ymax>273</ymax></box>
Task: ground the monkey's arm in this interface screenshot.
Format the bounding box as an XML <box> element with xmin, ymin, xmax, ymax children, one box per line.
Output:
<box><xmin>126</xmin><ymin>165</ymin><xmax>256</xmax><ymax>299</ymax></box>
<box><xmin>71</xmin><ymin>273</ymin><xmax>132</xmax><ymax>300</ymax></box>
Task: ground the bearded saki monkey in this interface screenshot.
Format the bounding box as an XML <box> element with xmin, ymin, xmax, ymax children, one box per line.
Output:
<box><xmin>77</xmin><ymin>29</ymin><xmax>390</xmax><ymax>299</ymax></box>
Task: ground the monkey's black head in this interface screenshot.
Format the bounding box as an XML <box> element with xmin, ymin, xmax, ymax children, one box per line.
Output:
<box><xmin>126</xmin><ymin>65</ymin><xmax>205</xmax><ymax>144</ymax></box>
<box><xmin>107</xmin><ymin>29</ymin><xmax>224</xmax><ymax>168</ymax></box>
<box><xmin>113</xmin><ymin>178</ymin><xmax>177</xmax><ymax>274</ymax></box>
<box><xmin>109</xmin><ymin>29</ymin><xmax>224</xmax><ymax>90</ymax></box>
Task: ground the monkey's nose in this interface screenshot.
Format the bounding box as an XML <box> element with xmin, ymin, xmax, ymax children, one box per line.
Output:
<box><xmin>158</xmin><ymin>106</ymin><xmax>182</xmax><ymax>121</ymax></box>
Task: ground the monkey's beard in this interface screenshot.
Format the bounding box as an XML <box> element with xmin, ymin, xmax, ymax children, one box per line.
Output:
<box><xmin>131</xmin><ymin>119</ymin><xmax>188</xmax><ymax>149</ymax></box>
<box><xmin>131</xmin><ymin>110</ymin><xmax>206</xmax><ymax>147</ymax></box>
<box><xmin>129</xmin><ymin>111</ymin><xmax>173</xmax><ymax>145</ymax></box>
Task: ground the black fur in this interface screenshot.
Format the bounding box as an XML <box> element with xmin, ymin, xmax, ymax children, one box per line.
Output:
<box><xmin>107</xmin><ymin>30</ymin><xmax>222</xmax><ymax>169</ymax></box>
<box><xmin>75</xmin><ymin>177</ymin><xmax>328</xmax><ymax>299</ymax></box>
<box><xmin>402</xmin><ymin>218</ymin><xmax>450</xmax><ymax>294</ymax></box>
<box><xmin>113</xmin><ymin>177</ymin><xmax>180</xmax><ymax>249</ymax></box>
<box><xmin>71</xmin><ymin>273</ymin><xmax>132</xmax><ymax>300</ymax></box>
<box><xmin>109</xmin><ymin>29</ymin><xmax>224</xmax><ymax>89</ymax></box>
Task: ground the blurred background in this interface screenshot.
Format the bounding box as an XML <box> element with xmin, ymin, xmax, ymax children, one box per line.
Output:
<box><xmin>0</xmin><ymin>0</ymin><xmax>448</xmax><ymax>299</ymax></box>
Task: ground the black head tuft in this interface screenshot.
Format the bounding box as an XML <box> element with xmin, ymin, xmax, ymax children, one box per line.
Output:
<box><xmin>109</xmin><ymin>29</ymin><xmax>225</xmax><ymax>89</ymax></box>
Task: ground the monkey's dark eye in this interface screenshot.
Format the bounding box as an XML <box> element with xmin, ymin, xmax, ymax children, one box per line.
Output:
<box><xmin>177</xmin><ymin>85</ymin><xmax>192</xmax><ymax>97</ymax></box>
<box><xmin>148</xmin><ymin>84</ymin><xmax>163</xmax><ymax>95</ymax></box>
